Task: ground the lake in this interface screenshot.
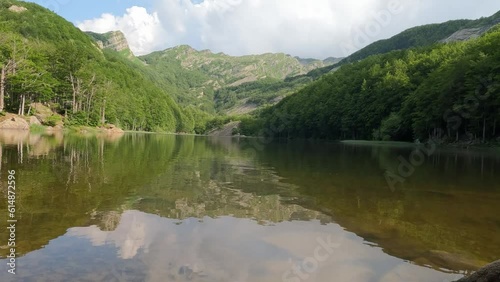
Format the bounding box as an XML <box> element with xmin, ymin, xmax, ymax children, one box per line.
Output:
<box><xmin>0</xmin><ymin>131</ymin><xmax>499</xmax><ymax>282</ymax></box>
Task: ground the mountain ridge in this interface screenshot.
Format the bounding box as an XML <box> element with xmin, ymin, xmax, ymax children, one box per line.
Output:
<box><xmin>83</xmin><ymin>10</ymin><xmax>500</xmax><ymax>118</ymax></box>
<box><xmin>2</xmin><ymin>0</ymin><xmax>499</xmax><ymax>136</ymax></box>
<box><xmin>133</xmin><ymin>43</ymin><xmax>337</xmax><ymax>114</ymax></box>
<box><xmin>250</xmin><ymin>24</ymin><xmax>500</xmax><ymax>143</ymax></box>
<box><xmin>305</xmin><ymin>10</ymin><xmax>500</xmax><ymax>79</ymax></box>
<box><xmin>83</xmin><ymin>31</ymin><xmax>337</xmax><ymax>115</ymax></box>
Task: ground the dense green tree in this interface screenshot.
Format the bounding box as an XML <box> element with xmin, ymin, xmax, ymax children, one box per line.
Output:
<box><xmin>0</xmin><ymin>0</ymin><xmax>193</xmax><ymax>132</ymax></box>
<box><xmin>252</xmin><ymin>27</ymin><xmax>500</xmax><ymax>143</ymax></box>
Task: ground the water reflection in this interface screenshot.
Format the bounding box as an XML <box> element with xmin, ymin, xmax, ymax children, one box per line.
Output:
<box><xmin>0</xmin><ymin>132</ymin><xmax>498</xmax><ymax>281</ymax></box>
<box><xmin>9</xmin><ymin>211</ymin><xmax>461</xmax><ymax>282</ymax></box>
<box><xmin>241</xmin><ymin>140</ymin><xmax>500</xmax><ymax>271</ymax></box>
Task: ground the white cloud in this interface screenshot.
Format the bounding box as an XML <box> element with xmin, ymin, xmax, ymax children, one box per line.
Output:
<box><xmin>76</xmin><ymin>0</ymin><xmax>500</xmax><ymax>58</ymax></box>
<box><xmin>77</xmin><ymin>6</ymin><xmax>167</xmax><ymax>55</ymax></box>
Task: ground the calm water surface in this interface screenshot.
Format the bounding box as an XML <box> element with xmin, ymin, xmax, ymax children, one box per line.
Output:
<box><xmin>0</xmin><ymin>131</ymin><xmax>499</xmax><ymax>282</ymax></box>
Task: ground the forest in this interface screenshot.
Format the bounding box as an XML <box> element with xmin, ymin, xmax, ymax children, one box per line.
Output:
<box><xmin>244</xmin><ymin>26</ymin><xmax>500</xmax><ymax>143</ymax></box>
<box><xmin>1</xmin><ymin>0</ymin><xmax>500</xmax><ymax>143</ymax></box>
<box><xmin>303</xmin><ymin>11</ymin><xmax>500</xmax><ymax>80</ymax></box>
<box><xmin>0</xmin><ymin>0</ymin><xmax>196</xmax><ymax>132</ymax></box>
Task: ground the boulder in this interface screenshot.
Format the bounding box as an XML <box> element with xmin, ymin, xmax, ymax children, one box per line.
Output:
<box><xmin>32</xmin><ymin>103</ymin><xmax>55</xmax><ymax>123</ymax></box>
<box><xmin>29</xmin><ymin>116</ymin><xmax>42</xmax><ymax>125</ymax></box>
<box><xmin>0</xmin><ymin>114</ymin><xmax>29</xmax><ymax>130</ymax></box>
<box><xmin>455</xmin><ymin>260</ymin><xmax>500</xmax><ymax>282</ymax></box>
<box><xmin>102</xmin><ymin>124</ymin><xmax>124</xmax><ymax>134</ymax></box>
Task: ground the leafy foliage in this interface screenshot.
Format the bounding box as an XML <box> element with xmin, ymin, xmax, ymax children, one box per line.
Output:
<box><xmin>0</xmin><ymin>0</ymin><xmax>191</xmax><ymax>132</ymax></box>
<box><xmin>301</xmin><ymin>11</ymin><xmax>500</xmax><ymax>80</ymax></box>
<box><xmin>254</xmin><ymin>27</ymin><xmax>500</xmax><ymax>143</ymax></box>
<box><xmin>42</xmin><ymin>114</ymin><xmax>62</xmax><ymax>126</ymax></box>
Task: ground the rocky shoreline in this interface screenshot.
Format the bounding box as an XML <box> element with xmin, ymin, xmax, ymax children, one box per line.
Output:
<box><xmin>0</xmin><ymin>112</ymin><xmax>124</xmax><ymax>134</ymax></box>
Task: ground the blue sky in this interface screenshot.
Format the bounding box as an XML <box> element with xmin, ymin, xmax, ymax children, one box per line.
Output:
<box><xmin>26</xmin><ymin>0</ymin><xmax>151</xmax><ymax>22</ymax></box>
<box><xmin>24</xmin><ymin>0</ymin><xmax>500</xmax><ymax>58</ymax></box>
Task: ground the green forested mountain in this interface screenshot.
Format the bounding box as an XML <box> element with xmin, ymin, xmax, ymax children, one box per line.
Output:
<box><xmin>0</xmin><ymin>0</ymin><xmax>194</xmax><ymax>132</ymax></box>
<box><xmin>343</xmin><ymin>12</ymin><xmax>500</xmax><ymax>64</ymax></box>
<box><xmin>251</xmin><ymin>25</ymin><xmax>500</xmax><ymax>143</ymax></box>
<box><xmin>0</xmin><ymin>0</ymin><xmax>333</xmax><ymax>134</ymax></box>
<box><xmin>137</xmin><ymin>46</ymin><xmax>334</xmax><ymax>114</ymax></box>
<box><xmin>212</xmin><ymin>11</ymin><xmax>500</xmax><ymax>117</ymax></box>
<box><xmin>305</xmin><ymin>11</ymin><xmax>500</xmax><ymax>80</ymax></box>
<box><xmin>1</xmin><ymin>0</ymin><xmax>499</xmax><ymax>140</ymax></box>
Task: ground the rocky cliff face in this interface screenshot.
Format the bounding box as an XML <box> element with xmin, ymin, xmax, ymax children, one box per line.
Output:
<box><xmin>442</xmin><ymin>26</ymin><xmax>494</xmax><ymax>43</ymax></box>
<box><xmin>102</xmin><ymin>31</ymin><xmax>130</xmax><ymax>52</ymax></box>
<box><xmin>442</xmin><ymin>15</ymin><xmax>500</xmax><ymax>43</ymax></box>
<box><xmin>86</xmin><ymin>31</ymin><xmax>133</xmax><ymax>56</ymax></box>
<box><xmin>8</xmin><ymin>5</ymin><xmax>27</xmax><ymax>13</ymax></box>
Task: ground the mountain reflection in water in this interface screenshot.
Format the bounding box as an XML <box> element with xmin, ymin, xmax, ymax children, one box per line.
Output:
<box><xmin>0</xmin><ymin>132</ymin><xmax>498</xmax><ymax>281</ymax></box>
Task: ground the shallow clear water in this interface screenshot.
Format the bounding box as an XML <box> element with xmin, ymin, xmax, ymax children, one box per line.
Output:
<box><xmin>0</xmin><ymin>131</ymin><xmax>499</xmax><ymax>281</ymax></box>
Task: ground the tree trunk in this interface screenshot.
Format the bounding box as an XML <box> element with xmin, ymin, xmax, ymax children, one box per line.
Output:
<box><xmin>71</xmin><ymin>73</ymin><xmax>76</xmax><ymax>113</ymax></box>
<box><xmin>483</xmin><ymin>117</ymin><xmax>486</xmax><ymax>143</ymax></box>
<box><xmin>86</xmin><ymin>74</ymin><xmax>96</xmax><ymax>113</ymax></box>
<box><xmin>493</xmin><ymin>118</ymin><xmax>497</xmax><ymax>137</ymax></box>
<box><xmin>0</xmin><ymin>66</ymin><xmax>5</xmax><ymax>112</ymax></box>
<box><xmin>18</xmin><ymin>94</ymin><xmax>26</xmax><ymax>116</ymax></box>
<box><xmin>86</xmin><ymin>87</ymin><xmax>94</xmax><ymax>112</ymax></box>
<box><xmin>101</xmin><ymin>98</ymin><xmax>106</xmax><ymax>125</ymax></box>
<box><xmin>70</xmin><ymin>73</ymin><xmax>78</xmax><ymax>113</ymax></box>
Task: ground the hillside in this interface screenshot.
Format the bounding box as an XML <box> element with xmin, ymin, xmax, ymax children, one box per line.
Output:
<box><xmin>248</xmin><ymin>25</ymin><xmax>500</xmax><ymax>143</ymax></box>
<box><xmin>211</xmin><ymin>11</ymin><xmax>500</xmax><ymax>117</ymax></box>
<box><xmin>137</xmin><ymin>46</ymin><xmax>335</xmax><ymax>114</ymax></box>
<box><xmin>307</xmin><ymin>10</ymin><xmax>500</xmax><ymax>79</ymax></box>
<box><xmin>0</xmin><ymin>0</ymin><xmax>194</xmax><ymax>132</ymax></box>
<box><xmin>2</xmin><ymin>0</ymin><xmax>499</xmax><ymax>137</ymax></box>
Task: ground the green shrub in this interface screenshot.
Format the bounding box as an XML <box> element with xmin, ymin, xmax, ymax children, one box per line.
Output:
<box><xmin>30</xmin><ymin>124</ymin><xmax>47</xmax><ymax>133</ymax></box>
<box><xmin>239</xmin><ymin>117</ymin><xmax>264</xmax><ymax>136</ymax></box>
<box><xmin>43</xmin><ymin>115</ymin><xmax>62</xmax><ymax>127</ymax></box>
<box><xmin>65</xmin><ymin>112</ymin><xmax>87</xmax><ymax>127</ymax></box>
